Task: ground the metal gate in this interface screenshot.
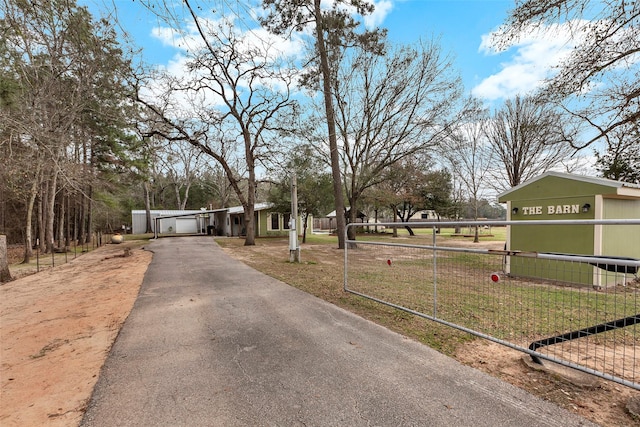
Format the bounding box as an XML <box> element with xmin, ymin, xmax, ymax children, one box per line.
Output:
<box><xmin>344</xmin><ymin>220</ymin><xmax>640</xmax><ymax>390</ymax></box>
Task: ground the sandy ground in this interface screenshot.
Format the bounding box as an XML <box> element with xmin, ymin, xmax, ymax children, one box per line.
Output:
<box><xmin>1</xmin><ymin>237</ymin><xmax>639</xmax><ymax>426</ymax></box>
<box><xmin>0</xmin><ymin>242</ymin><xmax>152</xmax><ymax>427</ymax></box>
<box><xmin>455</xmin><ymin>339</ymin><xmax>640</xmax><ymax>426</ymax></box>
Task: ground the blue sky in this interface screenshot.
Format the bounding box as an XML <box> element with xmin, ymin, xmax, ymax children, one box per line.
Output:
<box><xmin>380</xmin><ymin>0</ymin><xmax>512</xmax><ymax>94</ymax></box>
<box><xmin>81</xmin><ymin>0</ymin><xmax>579</xmax><ymax>106</ymax></box>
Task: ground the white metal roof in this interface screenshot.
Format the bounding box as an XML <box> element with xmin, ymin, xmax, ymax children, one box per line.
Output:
<box><xmin>133</xmin><ymin>202</ymin><xmax>274</xmax><ymax>217</ymax></box>
<box><xmin>131</xmin><ymin>209</ymin><xmax>205</xmax><ymax>215</ymax></box>
<box><xmin>227</xmin><ymin>202</ymin><xmax>273</xmax><ymax>214</ymax></box>
<box><xmin>498</xmin><ymin>171</ymin><xmax>640</xmax><ymax>199</ymax></box>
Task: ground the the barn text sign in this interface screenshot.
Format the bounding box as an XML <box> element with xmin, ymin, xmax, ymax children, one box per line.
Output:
<box><xmin>520</xmin><ymin>204</ymin><xmax>581</xmax><ymax>215</ymax></box>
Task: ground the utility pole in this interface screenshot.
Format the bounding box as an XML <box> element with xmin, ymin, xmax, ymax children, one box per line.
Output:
<box><xmin>289</xmin><ymin>174</ymin><xmax>300</xmax><ymax>263</ymax></box>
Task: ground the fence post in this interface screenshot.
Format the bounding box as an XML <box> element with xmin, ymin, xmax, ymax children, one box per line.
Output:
<box><xmin>432</xmin><ymin>226</ymin><xmax>438</xmax><ymax>317</ymax></box>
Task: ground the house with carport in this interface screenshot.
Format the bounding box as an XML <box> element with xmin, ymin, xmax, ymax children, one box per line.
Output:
<box><xmin>131</xmin><ymin>202</ymin><xmax>311</xmax><ymax>238</ymax></box>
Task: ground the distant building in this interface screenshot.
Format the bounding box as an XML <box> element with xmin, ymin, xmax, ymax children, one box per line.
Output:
<box><xmin>410</xmin><ymin>210</ymin><xmax>438</xmax><ymax>221</ymax></box>
<box><xmin>131</xmin><ymin>203</ymin><xmax>311</xmax><ymax>238</ymax></box>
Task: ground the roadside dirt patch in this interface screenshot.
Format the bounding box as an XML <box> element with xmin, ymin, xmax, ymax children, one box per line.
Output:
<box><xmin>455</xmin><ymin>340</ymin><xmax>639</xmax><ymax>426</ymax></box>
<box><xmin>0</xmin><ymin>242</ymin><xmax>152</xmax><ymax>427</ymax></box>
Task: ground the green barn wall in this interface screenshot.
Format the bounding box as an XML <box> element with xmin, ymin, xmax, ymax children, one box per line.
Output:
<box><xmin>507</xmin><ymin>194</ymin><xmax>595</xmax><ymax>285</ymax></box>
<box><xmin>509</xmin><ymin>195</ymin><xmax>595</xmax><ymax>252</ymax></box>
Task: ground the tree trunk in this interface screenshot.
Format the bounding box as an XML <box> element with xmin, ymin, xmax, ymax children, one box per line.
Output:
<box><xmin>144</xmin><ymin>181</ymin><xmax>153</xmax><ymax>233</ymax></box>
<box><xmin>346</xmin><ymin>203</ymin><xmax>358</xmax><ymax>240</ymax></box>
<box><xmin>314</xmin><ymin>0</ymin><xmax>346</xmax><ymax>249</ymax></box>
<box><xmin>392</xmin><ymin>206</ymin><xmax>398</xmax><ymax>238</ymax></box>
<box><xmin>65</xmin><ymin>193</ymin><xmax>71</xmax><ymax>249</ymax></box>
<box><xmin>37</xmin><ymin>189</ymin><xmax>45</xmax><ymax>253</ymax></box>
<box><xmin>0</xmin><ymin>235</ymin><xmax>12</xmax><ymax>283</ymax></box>
<box><xmin>45</xmin><ymin>171</ymin><xmax>58</xmax><ymax>254</ymax></box>
<box><xmin>374</xmin><ymin>208</ymin><xmax>379</xmax><ymax>233</ymax></box>
<box><xmin>302</xmin><ymin>212</ymin><xmax>308</xmax><ymax>244</ymax></box>
<box><xmin>57</xmin><ymin>191</ymin><xmax>65</xmax><ymax>249</ymax></box>
<box><xmin>72</xmin><ymin>200</ymin><xmax>78</xmax><ymax>245</ymax></box>
<box><xmin>243</xmin><ymin>177</ymin><xmax>256</xmax><ymax>246</ymax></box>
<box><xmin>73</xmin><ymin>199</ymin><xmax>80</xmax><ymax>244</ymax></box>
<box><xmin>473</xmin><ymin>203</ymin><xmax>479</xmax><ymax>243</ymax></box>
<box><xmin>181</xmin><ymin>181</ymin><xmax>192</xmax><ymax>210</ymax></box>
<box><xmin>0</xmin><ymin>186</ymin><xmax>4</xmax><ymax>238</ymax></box>
<box><xmin>85</xmin><ymin>185</ymin><xmax>93</xmax><ymax>244</ymax></box>
<box><xmin>78</xmin><ymin>194</ymin><xmax>86</xmax><ymax>246</ymax></box>
<box><xmin>404</xmin><ymin>225</ymin><xmax>415</xmax><ymax>236</ymax></box>
<box><xmin>243</xmin><ymin>127</ymin><xmax>256</xmax><ymax>246</ymax></box>
<box><xmin>22</xmin><ymin>178</ymin><xmax>38</xmax><ymax>263</ymax></box>
<box><xmin>174</xmin><ymin>182</ymin><xmax>182</xmax><ymax>210</ymax></box>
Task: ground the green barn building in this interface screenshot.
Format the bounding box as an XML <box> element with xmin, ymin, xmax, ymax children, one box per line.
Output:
<box><xmin>498</xmin><ymin>172</ymin><xmax>640</xmax><ymax>288</ymax></box>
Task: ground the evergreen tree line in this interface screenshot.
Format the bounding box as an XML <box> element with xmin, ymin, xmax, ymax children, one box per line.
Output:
<box><xmin>0</xmin><ymin>0</ymin><xmax>144</xmax><ymax>261</ymax></box>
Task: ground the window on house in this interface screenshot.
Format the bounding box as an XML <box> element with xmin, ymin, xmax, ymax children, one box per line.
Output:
<box><xmin>283</xmin><ymin>213</ymin><xmax>291</xmax><ymax>229</ymax></box>
<box><xmin>270</xmin><ymin>213</ymin><xmax>279</xmax><ymax>230</ymax></box>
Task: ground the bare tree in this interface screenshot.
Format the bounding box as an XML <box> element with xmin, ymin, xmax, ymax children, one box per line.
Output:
<box><xmin>439</xmin><ymin>113</ymin><xmax>494</xmax><ymax>242</ymax></box>
<box><xmin>484</xmin><ymin>96</ymin><xmax>578</xmax><ymax>191</ymax></box>
<box><xmin>1</xmin><ymin>0</ymin><xmax>72</xmax><ymax>254</ymax></box>
<box><xmin>331</xmin><ymin>40</ymin><xmax>462</xmax><ymax>239</ymax></box>
<box><xmin>205</xmin><ymin>165</ymin><xmax>241</xmax><ymax>209</ymax></box>
<box><xmin>368</xmin><ymin>157</ymin><xmax>429</xmax><ymax>237</ymax></box>
<box><xmin>138</xmin><ymin>1</ymin><xmax>298</xmax><ymax>245</ymax></box>
<box><xmin>494</xmin><ymin>0</ymin><xmax>640</xmax><ymax>148</ymax></box>
<box><xmin>156</xmin><ymin>140</ymin><xmax>207</xmax><ymax>210</ymax></box>
<box><xmin>261</xmin><ymin>0</ymin><xmax>385</xmax><ymax>249</ymax></box>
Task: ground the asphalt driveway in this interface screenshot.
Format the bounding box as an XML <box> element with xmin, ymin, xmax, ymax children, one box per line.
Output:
<box><xmin>81</xmin><ymin>236</ymin><xmax>594</xmax><ymax>426</ymax></box>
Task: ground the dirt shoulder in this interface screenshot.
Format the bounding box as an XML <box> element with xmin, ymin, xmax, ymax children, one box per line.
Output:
<box><xmin>0</xmin><ymin>242</ymin><xmax>152</xmax><ymax>427</ymax></box>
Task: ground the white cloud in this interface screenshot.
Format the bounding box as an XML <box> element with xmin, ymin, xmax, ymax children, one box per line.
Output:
<box><xmin>320</xmin><ymin>0</ymin><xmax>392</xmax><ymax>29</ymax></box>
<box><xmin>472</xmin><ymin>22</ymin><xmax>586</xmax><ymax>100</ymax></box>
<box><xmin>364</xmin><ymin>0</ymin><xmax>394</xmax><ymax>29</ymax></box>
<box><xmin>150</xmin><ymin>26</ymin><xmax>179</xmax><ymax>48</ymax></box>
